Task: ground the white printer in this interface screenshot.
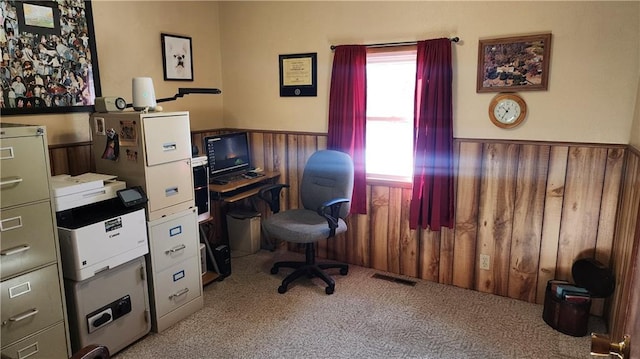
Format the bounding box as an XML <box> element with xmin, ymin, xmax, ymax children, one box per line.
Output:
<box><xmin>52</xmin><ymin>173</ymin><xmax>147</xmax><ymax>281</ymax></box>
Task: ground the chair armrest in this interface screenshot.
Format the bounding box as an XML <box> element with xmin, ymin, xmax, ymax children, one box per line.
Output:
<box><xmin>317</xmin><ymin>198</ymin><xmax>350</xmax><ymax>238</ymax></box>
<box><xmin>258</xmin><ymin>184</ymin><xmax>290</xmax><ymax>213</ymax></box>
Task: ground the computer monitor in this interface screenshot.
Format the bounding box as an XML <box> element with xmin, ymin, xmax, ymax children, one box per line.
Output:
<box><xmin>203</xmin><ymin>132</ymin><xmax>251</xmax><ymax>179</ymax></box>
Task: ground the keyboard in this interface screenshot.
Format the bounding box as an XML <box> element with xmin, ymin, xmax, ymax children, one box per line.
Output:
<box><xmin>210</xmin><ymin>170</ymin><xmax>264</xmax><ymax>185</ymax></box>
<box><xmin>210</xmin><ymin>171</ymin><xmax>247</xmax><ymax>185</ymax></box>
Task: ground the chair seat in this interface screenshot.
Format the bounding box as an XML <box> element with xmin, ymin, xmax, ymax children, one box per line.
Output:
<box><xmin>263</xmin><ymin>209</ymin><xmax>347</xmax><ymax>244</ymax></box>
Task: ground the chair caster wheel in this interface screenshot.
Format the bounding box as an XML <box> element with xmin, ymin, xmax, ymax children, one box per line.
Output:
<box><xmin>325</xmin><ymin>286</ymin><xmax>334</xmax><ymax>295</ymax></box>
<box><xmin>340</xmin><ymin>268</ymin><xmax>348</xmax><ymax>275</ymax></box>
<box><xmin>278</xmin><ymin>285</ymin><xmax>287</xmax><ymax>294</ymax></box>
<box><xmin>270</xmin><ymin>267</ymin><xmax>279</xmax><ymax>274</ymax></box>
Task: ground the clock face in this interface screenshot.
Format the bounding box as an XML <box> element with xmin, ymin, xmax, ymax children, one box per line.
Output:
<box><xmin>488</xmin><ymin>93</ymin><xmax>527</xmax><ymax>128</ymax></box>
<box><xmin>493</xmin><ymin>99</ymin><xmax>521</xmax><ymax>124</ymax></box>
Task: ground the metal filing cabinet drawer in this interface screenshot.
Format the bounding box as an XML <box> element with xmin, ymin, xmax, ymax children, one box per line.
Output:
<box><xmin>1</xmin><ymin>264</ymin><xmax>64</xmax><ymax>347</ymax></box>
<box><xmin>0</xmin><ymin>136</ymin><xmax>50</xmax><ymax>208</ymax></box>
<box><xmin>1</xmin><ymin>322</ymin><xmax>68</xmax><ymax>359</ymax></box>
<box><xmin>142</xmin><ymin>113</ymin><xmax>192</xmax><ymax>166</ymax></box>
<box><xmin>0</xmin><ymin>202</ymin><xmax>57</xmax><ymax>280</ymax></box>
<box><xmin>148</xmin><ymin>209</ymin><xmax>199</xmax><ymax>273</ymax></box>
<box><xmin>144</xmin><ymin>160</ymin><xmax>194</xmax><ymax>215</ymax></box>
<box><xmin>153</xmin><ymin>257</ymin><xmax>201</xmax><ymax>317</ymax></box>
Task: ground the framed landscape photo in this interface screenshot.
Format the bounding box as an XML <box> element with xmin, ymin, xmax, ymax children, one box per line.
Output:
<box><xmin>279</xmin><ymin>53</ymin><xmax>317</xmax><ymax>97</ymax></box>
<box><xmin>477</xmin><ymin>33</ymin><xmax>552</xmax><ymax>93</ymax></box>
<box><xmin>161</xmin><ymin>34</ymin><xmax>193</xmax><ymax>81</ymax></box>
<box><xmin>0</xmin><ymin>0</ymin><xmax>101</xmax><ymax>115</ymax></box>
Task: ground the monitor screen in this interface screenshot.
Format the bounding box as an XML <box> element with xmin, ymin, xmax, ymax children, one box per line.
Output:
<box><xmin>203</xmin><ymin>132</ymin><xmax>251</xmax><ymax>178</ymax></box>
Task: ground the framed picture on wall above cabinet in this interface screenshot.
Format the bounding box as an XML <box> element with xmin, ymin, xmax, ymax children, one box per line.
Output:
<box><xmin>161</xmin><ymin>34</ymin><xmax>193</xmax><ymax>81</ymax></box>
<box><xmin>0</xmin><ymin>0</ymin><xmax>101</xmax><ymax>116</ymax></box>
<box><xmin>477</xmin><ymin>33</ymin><xmax>552</xmax><ymax>93</ymax></box>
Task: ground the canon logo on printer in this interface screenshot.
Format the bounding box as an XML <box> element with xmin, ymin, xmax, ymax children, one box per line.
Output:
<box><xmin>105</xmin><ymin>217</ymin><xmax>123</xmax><ymax>232</ymax></box>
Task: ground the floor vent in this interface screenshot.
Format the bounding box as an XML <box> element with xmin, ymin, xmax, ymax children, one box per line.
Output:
<box><xmin>372</xmin><ymin>273</ymin><xmax>417</xmax><ymax>286</ymax></box>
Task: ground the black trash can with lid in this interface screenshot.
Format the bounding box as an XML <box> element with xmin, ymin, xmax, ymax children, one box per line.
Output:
<box><xmin>542</xmin><ymin>258</ymin><xmax>615</xmax><ymax>337</ymax></box>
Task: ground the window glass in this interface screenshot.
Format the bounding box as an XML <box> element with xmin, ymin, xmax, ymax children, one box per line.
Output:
<box><xmin>366</xmin><ymin>48</ymin><xmax>416</xmax><ymax>182</ymax></box>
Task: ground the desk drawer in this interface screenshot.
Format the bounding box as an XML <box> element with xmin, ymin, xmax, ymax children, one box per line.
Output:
<box><xmin>1</xmin><ymin>202</ymin><xmax>57</xmax><ymax>280</ymax></box>
<box><xmin>152</xmin><ymin>257</ymin><xmax>201</xmax><ymax>317</ymax></box>
<box><xmin>148</xmin><ymin>209</ymin><xmax>198</xmax><ymax>273</ymax></box>
<box><xmin>0</xmin><ymin>136</ymin><xmax>50</xmax><ymax>208</ymax></box>
<box><xmin>1</xmin><ymin>264</ymin><xmax>64</xmax><ymax>347</ymax></box>
<box><xmin>1</xmin><ymin>322</ymin><xmax>68</xmax><ymax>359</ymax></box>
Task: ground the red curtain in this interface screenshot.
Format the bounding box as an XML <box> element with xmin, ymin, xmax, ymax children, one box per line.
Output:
<box><xmin>409</xmin><ymin>38</ymin><xmax>454</xmax><ymax>230</ymax></box>
<box><xmin>327</xmin><ymin>45</ymin><xmax>367</xmax><ymax>214</ymax></box>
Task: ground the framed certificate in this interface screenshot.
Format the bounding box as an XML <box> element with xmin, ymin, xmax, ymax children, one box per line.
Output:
<box><xmin>279</xmin><ymin>53</ymin><xmax>317</xmax><ymax>97</ymax></box>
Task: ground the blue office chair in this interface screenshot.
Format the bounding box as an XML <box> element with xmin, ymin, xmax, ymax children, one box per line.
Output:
<box><xmin>259</xmin><ymin>150</ymin><xmax>354</xmax><ymax>295</ymax></box>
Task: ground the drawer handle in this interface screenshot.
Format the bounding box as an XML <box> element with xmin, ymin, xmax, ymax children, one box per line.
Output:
<box><xmin>0</xmin><ymin>146</ymin><xmax>15</xmax><ymax>160</ymax></box>
<box><xmin>165</xmin><ymin>244</ymin><xmax>186</xmax><ymax>255</ymax></box>
<box><xmin>0</xmin><ymin>177</ymin><xmax>23</xmax><ymax>187</ymax></box>
<box><xmin>0</xmin><ymin>216</ymin><xmax>23</xmax><ymax>232</ymax></box>
<box><xmin>165</xmin><ymin>187</ymin><xmax>179</xmax><ymax>196</ymax></box>
<box><xmin>94</xmin><ymin>266</ymin><xmax>110</xmax><ymax>275</ymax></box>
<box><xmin>1</xmin><ymin>244</ymin><xmax>30</xmax><ymax>256</ymax></box>
<box><xmin>17</xmin><ymin>341</ymin><xmax>39</xmax><ymax>359</ymax></box>
<box><xmin>162</xmin><ymin>142</ymin><xmax>177</xmax><ymax>152</ymax></box>
<box><xmin>168</xmin><ymin>288</ymin><xmax>189</xmax><ymax>300</ymax></box>
<box><xmin>6</xmin><ymin>308</ymin><xmax>39</xmax><ymax>324</ymax></box>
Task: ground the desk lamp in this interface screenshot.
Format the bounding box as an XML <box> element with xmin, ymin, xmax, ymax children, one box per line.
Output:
<box><xmin>129</xmin><ymin>77</ymin><xmax>221</xmax><ymax>111</ymax></box>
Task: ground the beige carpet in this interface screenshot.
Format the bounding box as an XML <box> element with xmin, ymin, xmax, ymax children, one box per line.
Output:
<box><xmin>114</xmin><ymin>250</ymin><xmax>604</xmax><ymax>358</ymax></box>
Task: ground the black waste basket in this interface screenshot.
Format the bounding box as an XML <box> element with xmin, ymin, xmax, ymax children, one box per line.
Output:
<box><xmin>542</xmin><ymin>258</ymin><xmax>615</xmax><ymax>337</ymax></box>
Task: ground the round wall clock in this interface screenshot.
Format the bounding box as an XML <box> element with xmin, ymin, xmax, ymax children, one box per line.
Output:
<box><xmin>488</xmin><ymin>93</ymin><xmax>527</xmax><ymax>129</ymax></box>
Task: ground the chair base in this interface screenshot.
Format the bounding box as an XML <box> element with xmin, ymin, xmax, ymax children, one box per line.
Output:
<box><xmin>271</xmin><ymin>243</ymin><xmax>348</xmax><ymax>295</ymax></box>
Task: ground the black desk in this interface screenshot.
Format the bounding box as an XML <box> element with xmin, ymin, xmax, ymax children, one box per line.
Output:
<box><xmin>200</xmin><ymin>171</ymin><xmax>280</xmax><ymax>285</ymax></box>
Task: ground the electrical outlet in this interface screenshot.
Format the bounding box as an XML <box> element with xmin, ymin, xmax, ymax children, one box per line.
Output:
<box><xmin>479</xmin><ymin>254</ymin><xmax>490</xmax><ymax>270</ymax></box>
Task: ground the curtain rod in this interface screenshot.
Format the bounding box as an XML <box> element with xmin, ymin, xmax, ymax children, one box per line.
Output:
<box><xmin>330</xmin><ymin>37</ymin><xmax>460</xmax><ymax>51</ymax></box>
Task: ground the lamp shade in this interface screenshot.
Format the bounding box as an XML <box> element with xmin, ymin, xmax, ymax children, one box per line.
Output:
<box><xmin>132</xmin><ymin>77</ymin><xmax>157</xmax><ymax>111</ymax></box>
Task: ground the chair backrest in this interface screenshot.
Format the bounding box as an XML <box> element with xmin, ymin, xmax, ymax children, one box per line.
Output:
<box><xmin>300</xmin><ymin>150</ymin><xmax>354</xmax><ymax>218</ymax></box>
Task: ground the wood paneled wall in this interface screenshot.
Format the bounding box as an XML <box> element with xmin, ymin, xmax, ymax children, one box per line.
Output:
<box><xmin>48</xmin><ymin>130</ymin><xmax>639</xmax><ymax>337</ymax></box>
<box><xmin>608</xmin><ymin>147</ymin><xmax>640</xmax><ymax>339</ymax></box>
<box><xmin>49</xmin><ymin>141</ymin><xmax>94</xmax><ymax>176</ymax></box>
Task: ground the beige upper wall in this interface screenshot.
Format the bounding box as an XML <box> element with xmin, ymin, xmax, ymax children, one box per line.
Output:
<box><xmin>1</xmin><ymin>1</ymin><xmax>224</xmax><ymax>145</ymax></box>
<box><xmin>219</xmin><ymin>1</ymin><xmax>640</xmax><ymax>144</ymax></box>
<box><xmin>2</xmin><ymin>1</ymin><xmax>638</xmax><ymax>146</ymax></box>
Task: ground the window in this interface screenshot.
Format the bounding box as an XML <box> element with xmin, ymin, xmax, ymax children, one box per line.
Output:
<box><xmin>366</xmin><ymin>47</ymin><xmax>417</xmax><ymax>182</ymax></box>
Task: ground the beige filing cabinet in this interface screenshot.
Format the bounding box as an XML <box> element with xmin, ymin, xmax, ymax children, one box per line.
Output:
<box><xmin>90</xmin><ymin>111</ymin><xmax>203</xmax><ymax>332</ymax></box>
<box><xmin>0</xmin><ymin>123</ymin><xmax>71</xmax><ymax>358</ymax></box>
